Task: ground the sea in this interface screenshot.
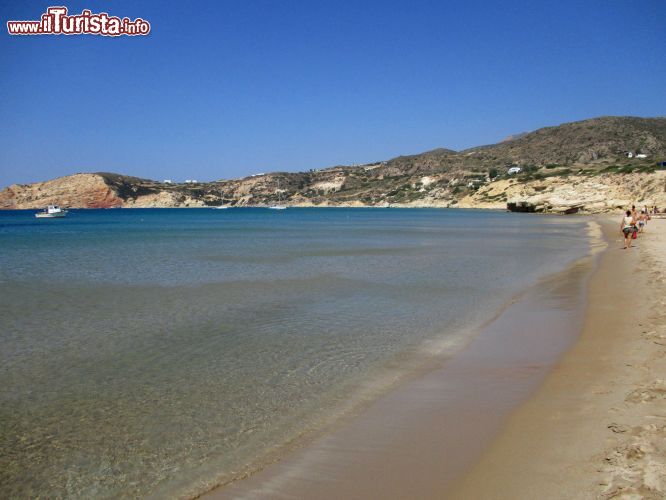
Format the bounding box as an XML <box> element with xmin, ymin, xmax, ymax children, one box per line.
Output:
<box><xmin>0</xmin><ymin>208</ymin><xmax>594</xmax><ymax>498</ymax></box>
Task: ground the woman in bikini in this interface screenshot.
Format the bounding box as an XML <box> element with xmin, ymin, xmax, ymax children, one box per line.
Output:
<box><xmin>620</xmin><ymin>210</ymin><xmax>636</xmax><ymax>249</ymax></box>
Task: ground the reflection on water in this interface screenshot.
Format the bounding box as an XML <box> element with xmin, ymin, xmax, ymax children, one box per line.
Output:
<box><xmin>0</xmin><ymin>208</ymin><xmax>591</xmax><ymax>497</ymax></box>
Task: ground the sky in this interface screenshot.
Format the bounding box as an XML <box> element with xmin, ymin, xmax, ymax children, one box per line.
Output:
<box><xmin>1</xmin><ymin>0</ymin><xmax>665</xmax><ymax>187</ymax></box>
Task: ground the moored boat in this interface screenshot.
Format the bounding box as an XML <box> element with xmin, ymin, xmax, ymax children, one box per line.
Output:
<box><xmin>35</xmin><ymin>205</ymin><xmax>67</xmax><ymax>218</ymax></box>
<box><xmin>268</xmin><ymin>179</ymin><xmax>287</xmax><ymax>210</ymax></box>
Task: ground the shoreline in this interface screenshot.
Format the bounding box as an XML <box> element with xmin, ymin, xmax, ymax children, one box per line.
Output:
<box><xmin>3</xmin><ymin>161</ymin><xmax>666</xmax><ymax>214</ymax></box>
<box><xmin>449</xmin><ymin>218</ymin><xmax>666</xmax><ymax>498</ymax></box>
<box><xmin>203</xmin><ymin>221</ymin><xmax>605</xmax><ymax>499</ymax></box>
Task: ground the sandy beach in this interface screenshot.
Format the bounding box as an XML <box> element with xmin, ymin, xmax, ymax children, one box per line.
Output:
<box><xmin>206</xmin><ymin>217</ymin><xmax>665</xmax><ymax>499</ymax></box>
<box><xmin>451</xmin><ymin>218</ymin><xmax>666</xmax><ymax>498</ymax></box>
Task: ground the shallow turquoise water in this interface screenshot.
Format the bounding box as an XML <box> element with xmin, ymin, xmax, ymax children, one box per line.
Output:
<box><xmin>0</xmin><ymin>208</ymin><xmax>591</xmax><ymax>497</ymax></box>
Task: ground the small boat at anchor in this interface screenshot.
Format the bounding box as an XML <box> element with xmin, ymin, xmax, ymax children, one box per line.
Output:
<box><xmin>35</xmin><ymin>205</ymin><xmax>67</xmax><ymax>218</ymax></box>
<box><xmin>268</xmin><ymin>179</ymin><xmax>287</xmax><ymax>210</ymax></box>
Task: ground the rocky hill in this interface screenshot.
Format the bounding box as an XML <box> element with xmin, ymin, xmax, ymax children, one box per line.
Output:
<box><xmin>2</xmin><ymin>116</ymin><xmax>666</xmax><ymax>213</ymax></box>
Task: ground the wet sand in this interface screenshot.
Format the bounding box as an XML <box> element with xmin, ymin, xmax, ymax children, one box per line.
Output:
<box><xmin>205</xmin><ymin>223</ymin><xmax>604</xmax><ymax>499</ymax></box>
<box><xmin>450</xmin><ymin>218</ymin><xmax>666</xmax><ymax>498</ymax></box>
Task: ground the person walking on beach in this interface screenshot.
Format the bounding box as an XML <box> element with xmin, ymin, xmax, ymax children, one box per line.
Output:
<box><xmin>621</xmin><ymin>210</ymin><xmax>636</xmax><ymax>249</ymax></box>
<box><xmin>637</xmin><ymin>210</ymin><xmax>645</xmax><ymax>233</ymax></box>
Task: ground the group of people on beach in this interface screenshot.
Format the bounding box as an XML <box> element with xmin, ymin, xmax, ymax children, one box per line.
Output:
<box><xmin>621</xmin><ymin>205</ymin><xmax>654</xmax><ymax>249</ymax></box>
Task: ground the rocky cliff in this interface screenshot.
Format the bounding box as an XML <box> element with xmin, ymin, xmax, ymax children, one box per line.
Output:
<box><xmin>0</xmin><ymin>173</ymin><xmax>124</xmax><ymax>209</ymax></box>
<box><xmin>2</xmin><ymin>116</ymin><xmax>666</xmax><ymax>213</ymax></box>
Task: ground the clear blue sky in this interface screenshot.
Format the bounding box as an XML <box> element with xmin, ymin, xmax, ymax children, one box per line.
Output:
<box><xmin>1</xmin><ymin>0</ymin><xmax>664</xmax><ymax>187</ymax></box>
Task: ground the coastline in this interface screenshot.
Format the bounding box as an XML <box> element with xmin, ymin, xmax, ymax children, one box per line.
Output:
<box><xmin>449</xmin><ymin>218</ymin><xmax>666</xmax><ymax>498</ymax></box>
<box><xmin>6</xmin><ymin>205</ymin><xmax>666</xmax><ymax>214</ymax></box>
<box><xmin>3</xmin><ymin>158</ymin><xmax>666</xmax><ymax>214</ymax></box>
<box><xmin>203</xmin><ymin>220</ymin><xmax>606</xmax><ymax>499</ymax></box>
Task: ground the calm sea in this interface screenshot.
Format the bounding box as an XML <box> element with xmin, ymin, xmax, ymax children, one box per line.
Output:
<box><xmin>0</xmin><ymin>208</ymin><xmax>592</xmax><ymax>498</ymax></box>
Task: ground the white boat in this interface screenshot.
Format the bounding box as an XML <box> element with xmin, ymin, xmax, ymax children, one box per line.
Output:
<box><xmin>35</xmin><ymin>205</ymin><xmax>67</xmax><ymax>218</ymax></box>
<box><xmin>213</xmin><ymin>205</ymin><xmax>229</xmax><ymax>209</ymax></box>
<box><xmin>268</xmin><ymin>179</ymin><xmax>287</xmax><ymax>210</ymax></box>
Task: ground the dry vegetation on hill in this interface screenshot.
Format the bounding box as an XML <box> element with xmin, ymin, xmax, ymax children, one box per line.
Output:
<box><xmin>2</xmin><ymin>116</ymin><xmax>666</xmax><ymax>213</ymax></box>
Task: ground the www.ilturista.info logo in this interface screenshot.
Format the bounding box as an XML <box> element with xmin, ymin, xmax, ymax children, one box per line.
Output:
<box><xmin>7</xmin><ymin>6</ymin><xmax>151</xmax><ymax>36</ymax></box>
